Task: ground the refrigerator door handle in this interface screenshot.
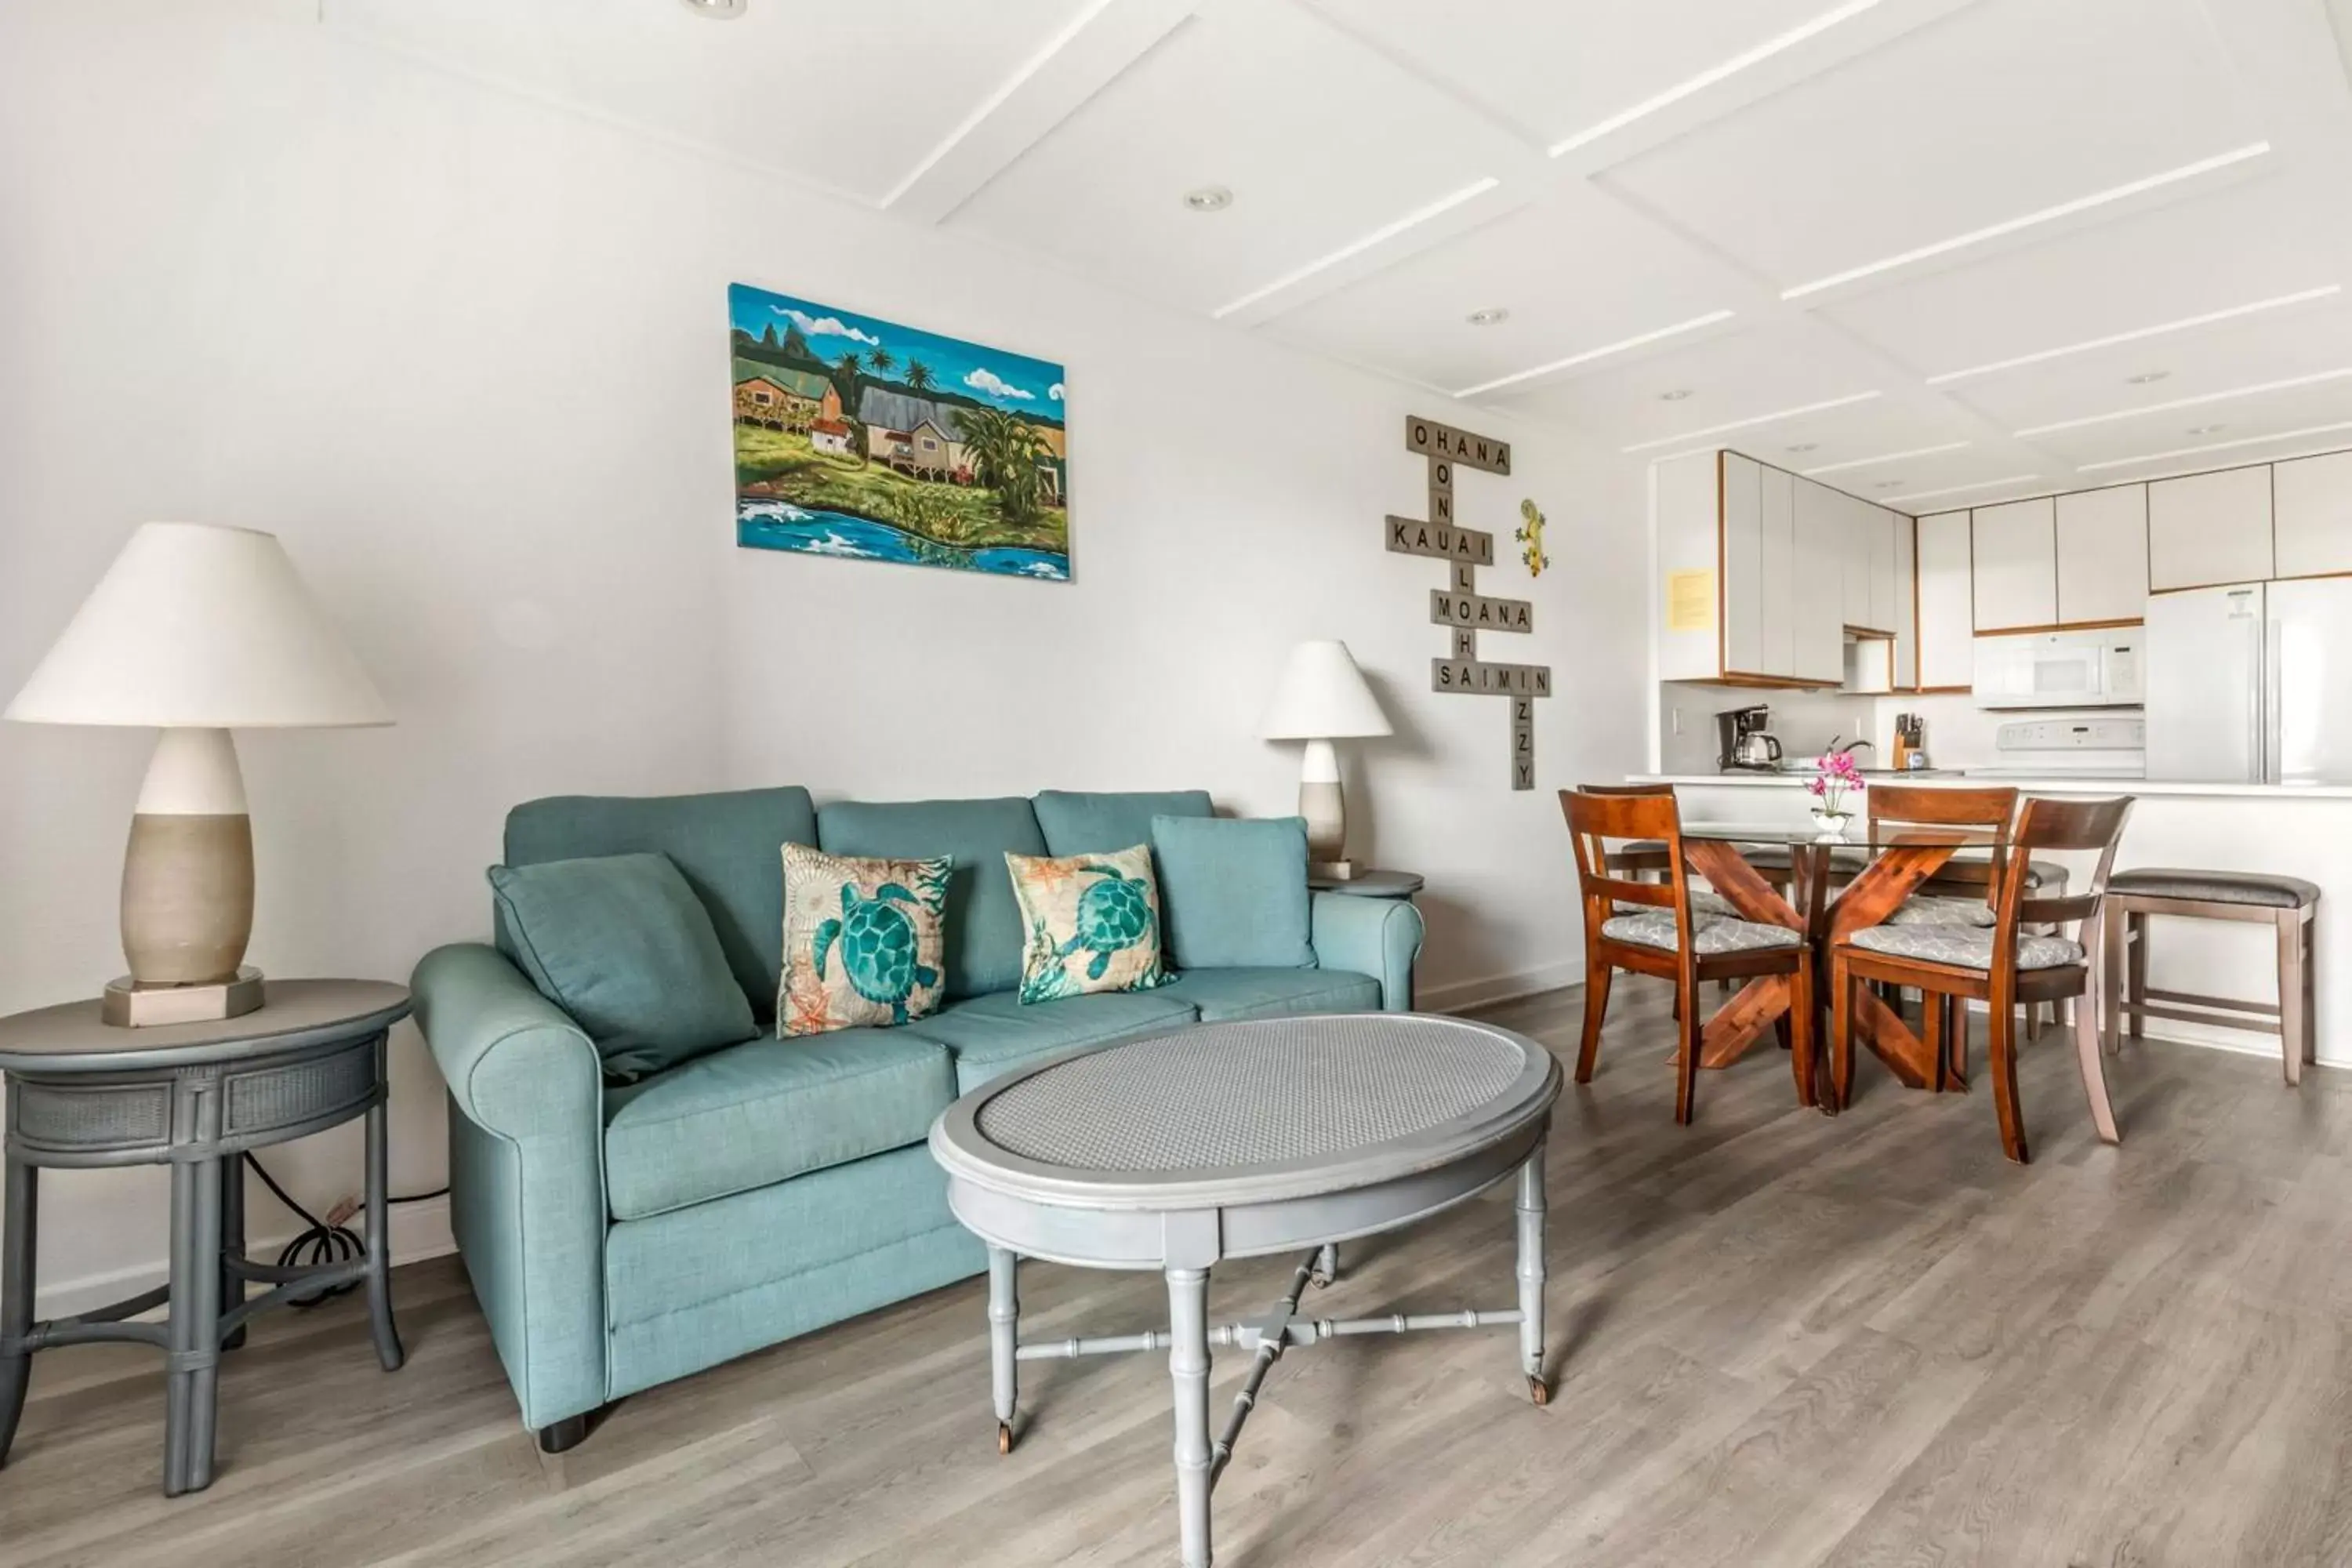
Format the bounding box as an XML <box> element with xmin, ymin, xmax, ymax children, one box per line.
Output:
<box><xmin>2267</xmin><ymin>618</ymin><xmax>2285</xmax><ymax>783</ymax></box>
<box><xmin>2248</xmin><ymin>614</ymin><xmax>2264</xmax><ymax>782</ymax></box>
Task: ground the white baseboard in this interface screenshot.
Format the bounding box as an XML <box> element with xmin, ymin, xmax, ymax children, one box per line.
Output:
<box><xmin>34</xmin><ymin>1195</ymin><xmax>456</xmax><ymax>1322</ymax></box>
<box><xmin>1422</xmin><ymin>957</ymin><xmax>1584</xmax><ymax>1015</ymax></box>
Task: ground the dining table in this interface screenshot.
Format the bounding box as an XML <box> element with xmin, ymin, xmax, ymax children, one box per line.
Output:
<box><xmin>1664</xmin><ymin>822</ymin><xmax>2011</xmax><ymax>1103</ymax></box>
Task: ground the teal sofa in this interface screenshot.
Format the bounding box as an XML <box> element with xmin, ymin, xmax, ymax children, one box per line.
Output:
<box><xmin>410</xmin><ymin>786</ymin><xmax>1422</xmax><ymax>1448</ymax></box>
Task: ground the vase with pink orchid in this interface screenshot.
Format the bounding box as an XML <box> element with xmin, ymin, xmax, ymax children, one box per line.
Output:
<box><xmin>1806</xmin><ymin>750</ymin><xmax>1866</xmax><ymax>837</ymax></box>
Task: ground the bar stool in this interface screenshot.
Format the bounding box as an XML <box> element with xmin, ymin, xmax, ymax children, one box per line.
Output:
<box><xmin>2102</xmin><ymin>869</ymin><xmax>2321</xmax><ymax>1085</ymax></box>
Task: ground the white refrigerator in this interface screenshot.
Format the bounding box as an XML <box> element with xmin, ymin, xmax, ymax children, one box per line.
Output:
<box><xmin>2145</xmin><ymin>578</ymin><xmax>2352</xmax><ymax>784</ymax></box>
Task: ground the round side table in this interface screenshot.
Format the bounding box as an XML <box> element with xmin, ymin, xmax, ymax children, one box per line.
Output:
<box><xmin>0</xmin><ymin>979</ymin><xmax>411</xmax><ymax>1495</ymax></box>
<box><xmin>1305</xmin><ymin>869</ymin><xmax>1423</xmax><ymax>898</ymax></box>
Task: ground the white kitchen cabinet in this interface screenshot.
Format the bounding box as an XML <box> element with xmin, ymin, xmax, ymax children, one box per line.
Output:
<box><xmin>1838</xmin><ymin>488</ymin><xmax>1872</xmax><ymax>627</ymax></box>
<box><xmin>1892</xmin><ymin>512</ymin><xmax>1918</xmax><ymax>688</ymax></box>
<box><xmin>1867</xmin><ymin>505</ymin><xmax>1898</xmax><ymax>631</ymax></box>
<box><xmin>2273</xmin><ymin>450</ymin><xmax>2352</xmax><ymax>579</ymax></box>
<box><xmin>1759</xmin><ymin>464</ymin><xmax>1796</xmax><ymax>677</ymax></box>
<box><xmin>1915</xmin><ymin>510</ymin><xmax>1974</xmax><ymax>688</ymax></box>
<box><xmin>1792</xmin><ymin>481</ymin><xmax>1847</xmax><ymax>683</ymax></box>
<box><xmin>1971</xmin><ymin>496</ymin><xmax>2058</xmax><ymax>630</ymax></box>
<box><xmin>2147</xmin><ymin>465</ymin><xmax>2273</xmax><ymax>590</ymax></box>
<box><xmin>2054</xmin><ymin>484</ymin><xmax>2148</xmax><ymax>624</ymax></box>
<box><xmin>1721</xmin><ymin>453</ymin><xmax>1763</xmax><ymax>675</ymax></box>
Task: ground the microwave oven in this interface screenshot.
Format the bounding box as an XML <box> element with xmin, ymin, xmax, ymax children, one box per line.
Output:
<box><xmin>1972</xmin><ymin>627</ymin><xmax>2145</xmax><ymax>710</ymax></box>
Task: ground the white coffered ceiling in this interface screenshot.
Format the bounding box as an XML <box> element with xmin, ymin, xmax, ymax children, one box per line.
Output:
<box><xmin>328</xmin><ymin>0</ymin><xmax>2352</xmax><ymax>503</ymax></box>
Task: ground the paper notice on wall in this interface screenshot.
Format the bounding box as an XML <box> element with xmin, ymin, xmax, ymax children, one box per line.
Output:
<box><xmin>1667</xmin><ymin>570</ymin><xmax>1716</xmax><ymax>632</ymax></box>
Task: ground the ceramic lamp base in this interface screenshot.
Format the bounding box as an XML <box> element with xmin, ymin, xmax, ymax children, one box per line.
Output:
<box><xmin>103</xmin><ymin>966</ymin><xmax>266</xmax><ymax>1028</ymax></box>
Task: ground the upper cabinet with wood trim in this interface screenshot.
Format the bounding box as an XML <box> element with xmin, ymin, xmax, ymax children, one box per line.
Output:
<box><xmin>1915</xmin><ymin>510</ymin><xmax>1973</xmax><ymax>688</ymax></box>
<box><xmin>2148</xmin><ymin>466</ymin><xmax>2273</xmax><ymax>590</ymax></box>
<box><xmin>2053</xmin><ymin>485</ymin><xmax>2148</xmax><ymax>625</ymax></box>
<box><xmin>1790</xmin><ymin>476</ymin><xmax>1847</xmax><ymax>683</ymax></box>
<box><xmin>1971</xmin><ymin>496</ymin><xmax>2057</xmax><ymax>631</ymax></box>
<box><xmin>2273</xmin><ymin>451</ymin><xmax>2352</xmax><ymax>579</ymax></box>
<box><xmin>1891</xmin><ymin>512</ymin><xmax>1918</xmax><ymax>689</ymax></box>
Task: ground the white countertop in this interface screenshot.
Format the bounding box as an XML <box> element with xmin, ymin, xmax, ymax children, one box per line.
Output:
<box><xmin>1636</xmin><ymin>773</ymin><xmax>2352</xmax><ymax>800</ymax></box>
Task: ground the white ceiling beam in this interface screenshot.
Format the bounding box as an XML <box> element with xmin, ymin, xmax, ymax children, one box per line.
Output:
<box><xmin>883</xmin><ymin>0</ymin><xmax>1197</xmax><ymax>225</ymax></box>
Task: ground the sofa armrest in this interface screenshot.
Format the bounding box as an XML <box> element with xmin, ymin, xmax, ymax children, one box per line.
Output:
<box><xmin>411</xmin><ymin>942</ymin><xmax>609</xmax><ymax>1429</ymax></box>
<box><xmin>1310</xmin><ymin>892</ymin><xmax>1425</xmax><ymax>1011</ymax></box>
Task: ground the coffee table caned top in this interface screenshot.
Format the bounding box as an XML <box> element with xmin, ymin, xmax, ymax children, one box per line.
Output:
<box><xmin>933</xmin><ymin>1014</ymin><xmax>1559</xmax><ymax>1212</ymax></box>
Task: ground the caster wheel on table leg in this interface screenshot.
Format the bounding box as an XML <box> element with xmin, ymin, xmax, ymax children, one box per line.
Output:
<box><xmin>1528</xmin><ymin>1377</ymin><xmax>1549</xmax><ymax>1407</ymax></box>
<box><xmin>997</xmin><ymin>1420</ymin><xmax>1014</xmax><ymax>1455</ymax></box>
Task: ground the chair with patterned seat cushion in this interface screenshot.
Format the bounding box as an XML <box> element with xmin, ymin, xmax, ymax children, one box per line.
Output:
<box><xmin>1563</xmin><ymin>788</ymin><xmax>1817</xmax><ymax>1125</ymax></box>
<box><xmin>1831</xmin><ymin>794</ymin><xmax>2132</xmax><ymax>1163</ymax></box>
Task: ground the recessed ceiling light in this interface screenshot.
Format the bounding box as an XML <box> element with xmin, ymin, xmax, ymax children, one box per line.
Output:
<box><xmin>2127</xmin><ymin>370</ymin><xmax>2171</xmax><ymax>384</ymax></box>
<box><xmin>1182</xmin><ymin>186</ymin><xmax>1234</xmax><ymax>213</ymax></box>
<box><xmin>1659</xmin><ymin>389</ymin><xmax>1693</xmax><ymax>401</ymax></box>
<box><xmin>1465</xmin><ymin>307</ymin><xmax>1509</xmax><ymax>326</ymax></box>
<box><xmin>678</xmin><ymin>0</ymin><xmax>746</xmax><ymax>16</ymax></box>
<box><xmin>1786</xmin><ymin>443</ymin><xmax>1819</xmax><ymax>454</ymax></box>
<box><xmin>2187</xmin><ymin>423</ymin><xmax>2227</xmax><ymax>435</ymax></box>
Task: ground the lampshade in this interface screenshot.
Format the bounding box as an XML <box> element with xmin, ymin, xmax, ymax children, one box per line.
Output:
<box><xmin>1259</xmin><ymin>640</ymin><xmax>1392</xmax><ymax>741</ymax></box>
<box><xmin>5</xmin><ymin>522</ymin><xmax>392</xmax><ymax>729</ymax></box>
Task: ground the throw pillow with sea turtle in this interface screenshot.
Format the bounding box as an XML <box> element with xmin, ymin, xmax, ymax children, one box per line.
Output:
<box><xmin>778</xmin><ymin>843</ymin><xmax>951</xmax><ymax>1036</ymax></box>
<box><xmin>1005</xmin><ymin>844</ymin><xmax>1173</xmax><ymax>1004</ymax></box>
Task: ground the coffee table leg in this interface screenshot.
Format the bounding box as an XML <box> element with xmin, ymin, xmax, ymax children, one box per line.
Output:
<box><xmin>220</xmin><ymin>1156</ymin><xmax>246</xmax><ymax>1352</ymax></box>
<box><xmin>987</xmin><ymin>1246</ymin><xmax>1018</xmax><ymax>1454</ymax></box>
<box><xmin>1166</xmin><ymin>1265</ymin><xmax>1213</xmax><ymax>1568</ymax></box>
<box><xmin>1515</xmin><ymin>1141</ymin><xmax>1548</xmax><ymax>1406</ymax></box>
<box><xmin>1312</xmin><ymin>1242</ymin><xmax>1339</xmax><ymax>1288</ymax></box>
<box><xmin>0</xmin><ymin>1157</ymin><xmax>34</xmax><ymax>1468</ymax></box>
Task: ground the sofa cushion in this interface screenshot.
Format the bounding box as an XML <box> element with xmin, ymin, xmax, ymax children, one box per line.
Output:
<box><xmin>1149</xmin><ymin>815</ymin><xmax>1316</xmax><ymax>970</ymax></box>
<box><xmin>905</xmin><ymin>988</ymin><xmax>1197</xmax><ymax>1092</ymax></box>
<box><xmin>504</xmin><ymin>787</ymin><xmax>816</xmax><ymax>1018</ymax></box>
<box><xmin>778</xmin><ymin>844</ymin><xmax>950</xmax><ymax>1035</ymax></box>
<box><xmin>818</xmin><ymin>797</ymin><xmax>1047</xmax><ymax>1000</ymax></box>
<box><xmin>487</xmin><ymin>853</ymin><xmax>753</xmax><ymax>1083</ymax></box>
<box><xmin>1033</xmin><ymin>789</ymin><xmax>1213</xmax><ymax>858</ymax></box>
<box><xmin>601</xmin><ymin>1028</ymin><xmax>954</xmax><ymax>1221</ymax></box>
<box><xmin>1156</xmin><ymin>967</ymin><xmax>1381</xmax><ymax>1021</ymax></box>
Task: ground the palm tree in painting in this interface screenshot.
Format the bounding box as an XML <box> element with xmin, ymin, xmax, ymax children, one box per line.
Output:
<box><xmin>902</xmin><ymin>360</ymin><xmax>935</xmax><ymax>393</ymax></box>
<box><xmin>869</xmin><ymin>345</ymin><xmax>897</xmax><ymax>377</ymax></box>
<box><xmin>959</xmin><ymin>405</ymin><xmax>1049</xmax><ymax>525</ymax></box>
<box><xmin>837</xmin><ymin>349</ymin><xmax>865</xmax><ymax>376</ymax></box>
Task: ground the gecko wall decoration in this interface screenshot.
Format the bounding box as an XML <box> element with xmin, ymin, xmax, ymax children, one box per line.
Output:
<box><xmin>1387</xmin><ymin>415</ymin><xmax>1550</xmax><ymax>790</ymax></box>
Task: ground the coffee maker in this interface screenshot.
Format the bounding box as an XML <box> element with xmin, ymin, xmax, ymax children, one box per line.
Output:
<box><xmin>1715</xmin><ymin>705</ymin><xmax>1783</xmax><ymax>771</ymax></box>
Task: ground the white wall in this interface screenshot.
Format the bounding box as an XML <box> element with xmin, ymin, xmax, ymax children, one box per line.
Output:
<box><xmin>0</xmin><ymin>4</ymin><xmax>1648</xmax><ymax>1312</ymax></box>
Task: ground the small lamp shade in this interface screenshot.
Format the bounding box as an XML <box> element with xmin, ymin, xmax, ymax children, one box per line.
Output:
<box><xmin>5</xmin><ymin>522</ymin><xmax>391</xmax><ymax>729</ymax></box>
<box><xmin>1260</xmin><ymin>640</ymin><xmax>1392</xmax><ymax>741</ymax></box>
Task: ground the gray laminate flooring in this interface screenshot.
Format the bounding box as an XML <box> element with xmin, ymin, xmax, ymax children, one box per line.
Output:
<box><xmin>4</xmin><ymin>982</ymin><xmax>2349</xmax><ymax>1567</ymax></box>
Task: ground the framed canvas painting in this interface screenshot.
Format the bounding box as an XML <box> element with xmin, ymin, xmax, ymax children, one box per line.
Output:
<box><xmin>729</xmin><ymin>282</ymin><xmax>1069</xmax><ymax>581</ymax></box>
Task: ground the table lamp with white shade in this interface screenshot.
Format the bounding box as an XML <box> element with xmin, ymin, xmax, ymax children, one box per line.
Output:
<box><xmin>1259</xmin><ymin>640</ymin><xmax>1392</xmax><ymax>881</ymax></box>
<box><xmin>5</xmin><ymin>522</ymin><xmax>392</xmax><ymax>1025</ymax></box>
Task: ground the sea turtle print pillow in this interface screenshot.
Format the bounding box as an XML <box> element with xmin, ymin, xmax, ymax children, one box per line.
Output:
<box><xmin>1005</xmin><ymin>843</ymin><xmax>1174</xmax><ymax>1004</ymax></box>
<box><xmin>778</xmin><ymin>843</ymin><xmax>951</xmax><ymax>1036</ymax></box>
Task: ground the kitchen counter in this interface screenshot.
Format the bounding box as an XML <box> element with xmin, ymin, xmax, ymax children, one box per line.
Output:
<box><xmin>1635</xmin><ymin>773</ymin><xmax>2352</xmax><ymax>800</ymax></box>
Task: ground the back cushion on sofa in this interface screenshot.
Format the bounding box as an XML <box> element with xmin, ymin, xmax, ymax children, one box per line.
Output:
<box><xmin>503</xmin><ymin>786</ymin><xmax>817</xmax><ymax>1018</ymax></box>
<box><xmin>818</xmin><ymin>797</ymin><xmax>1046</xmax><ymax>1000</ymax></box>
<box><xmin>1033</xmin><ymin>789</ymin><xmax>1213</xmax><ymax>858</ymax></box>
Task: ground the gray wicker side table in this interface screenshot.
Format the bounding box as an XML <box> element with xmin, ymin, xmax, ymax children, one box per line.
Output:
<box><xmin>0</xmin><ymin>979</ymin><xmax>411</xmax><ymax>1495</ymax></box>
<box><xmin>930</xmin><ymin>1014</ymin><xmax>1561</xmax><ymax>1568</ymax></box>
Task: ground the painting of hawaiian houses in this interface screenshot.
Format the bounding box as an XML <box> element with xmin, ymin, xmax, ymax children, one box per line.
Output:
<box><xmin>730</xmin><ymin>283</ymin><xmax>1069</xmax><ymax>581</ymax></box>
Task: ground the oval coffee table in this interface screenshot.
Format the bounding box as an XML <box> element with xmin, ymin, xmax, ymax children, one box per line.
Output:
<box><xmin>929</xmin><ymin>1013</ymin><xmax>1561</xmax><ymax>1568</ymax></box>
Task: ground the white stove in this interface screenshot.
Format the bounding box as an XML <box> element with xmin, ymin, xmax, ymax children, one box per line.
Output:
<box><xmin>1962</xmin><ymin>717</ymin><xmax>2145</xmax><ymax>779</ymax></box>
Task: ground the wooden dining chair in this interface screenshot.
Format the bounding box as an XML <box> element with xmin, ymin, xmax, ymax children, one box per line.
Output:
<box><xmin>1561</xmin><ymin>789</ymin><xmax>1817</xmax><ymax>1125</ymax></box>
<box><xmin>1829</xmin><ymin>795</ymin><xmax>2133</xmax><ymax>1163</ymax></box>
<box><xmin>1864</xmin><ymin>784</ymin><xmax>2018</xmax><ymax>929</ymax></box>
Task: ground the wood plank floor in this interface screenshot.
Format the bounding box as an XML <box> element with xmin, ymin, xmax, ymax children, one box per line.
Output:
<box><xmin>6</xmin><ymin>982</ymin><xmax>2352</xmax><ymax>1567</ymax></box>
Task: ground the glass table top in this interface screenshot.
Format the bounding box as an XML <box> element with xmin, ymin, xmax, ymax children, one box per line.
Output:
<box><xmin>1677</xmin><ymin>823</ymin><xmax>2006</xmax><ymax>851</ymax></box>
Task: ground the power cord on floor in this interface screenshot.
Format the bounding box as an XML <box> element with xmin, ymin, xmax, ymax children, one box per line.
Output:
<box><xmin>241</xmin><ymin>1152</ymin><xmax>449</xmax><ymax>1308</ymax></box>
